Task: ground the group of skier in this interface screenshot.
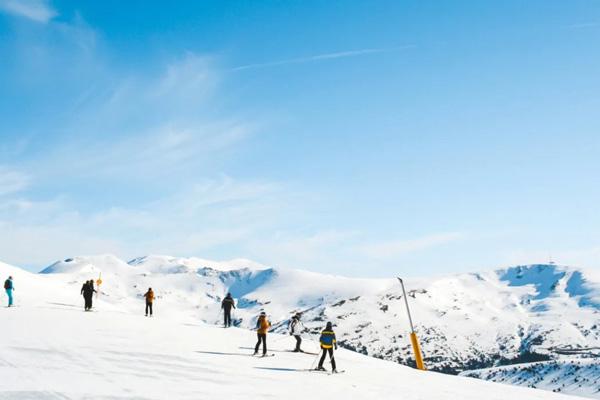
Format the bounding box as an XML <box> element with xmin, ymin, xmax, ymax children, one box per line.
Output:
<box><xmin>79</xmin><ymin>280</ymin><xmax>155</xmax><ymax>317</ymax></box>
<box><xmin>221</xmin><ymin>292</ymin><xmax>339</xmax><ymax>373</ymax></box>
<box><xmin>4</xmin><ymin>276</ymin><xmax>338</xmax><ymax>373</ymax></box>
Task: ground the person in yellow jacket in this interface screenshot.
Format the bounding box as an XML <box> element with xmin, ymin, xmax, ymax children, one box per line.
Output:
<box><xmin>144</xmin><ymin>288</ymin><xmax>155</xmax><ymax>317</ymax></box>
<box><xmin>316</xmin><ymin>322</ymin><xmax>338</xmax><ymax>372</ymax></box>
<box><xmin>253</xmin><ymin>311</ymin><xmax>271</xmax><ymax>356</ymax></box>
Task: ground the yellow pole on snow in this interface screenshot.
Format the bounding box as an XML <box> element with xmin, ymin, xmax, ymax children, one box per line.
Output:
<box><xmin>96</xmin><ymin>272</ymin><xmax>102</xmax><ymax>299</ymax></box>
<box><xmin>397</xmin><ymin>277</ymin><xmax>426</xmax><ymax>371</ymax></box>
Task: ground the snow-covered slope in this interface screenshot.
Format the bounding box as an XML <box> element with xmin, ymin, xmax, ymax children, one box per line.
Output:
<box><xmin>2</xmin><ymin>256</ymin><xmax>599</xmax><ymax>398</ymax></box>
<box><xmin>461</xmin><ymin>359</ymin><xmax>600</xmax><ymax>398</ymax></box>
<box><xmin>0</xmin><ymin>276</ymin><xmax>578</xmax><ymax>399</ymax></box>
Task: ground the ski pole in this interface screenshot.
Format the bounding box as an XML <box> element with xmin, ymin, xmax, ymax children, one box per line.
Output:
<box><xmin>310</xmin><ymin>350</ymin><xmax>321</xmax><ymax>370</ymax></box>
<box><xmin>397</xmin><ymin>277</ymin><xmax>426</xmax><ymax>371</ymax></box>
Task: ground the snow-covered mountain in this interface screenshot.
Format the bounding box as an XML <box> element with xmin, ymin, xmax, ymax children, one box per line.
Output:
<box><xmin>2</xmin><ymin>255</ymin><xmax>599</xmax><ymax>398</ymax></box>
<box><xmin>461</xmin><ymin>359</ymin><xmax>600</xmax><ymax>398</ymax></box>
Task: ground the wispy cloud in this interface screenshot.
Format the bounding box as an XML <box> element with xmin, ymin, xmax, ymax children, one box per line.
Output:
<box><xmin>248</xmin><ymin>229</ymin><xmax>359</xmax><ymax>269</ymax></box>
<box><xmin>0</xmin><ymin>0</ymin><xmax>57</xmax><ymax>23</ymax></box>
<box><xmin>0</xmin><ymin>17</ymin><xmax>272</xmax><ymax>268</ymax></box>
<box><xmin>0</xmin><ymin>167</ymin><xmax>30</xmax><ymax>196</ymax></box>
<box><xmin>0</xmin><ymin>176</ymin><xmax>293</xmax><ymax>267</ymax></box>
<box><xmin>565</xmin><ymin>22</ymin><xmax>599</xmax><ymax>29</ymax></box>
<box><xmin>231</xmin><ymin>45</ymin><xmax>415</xmax><ymax>71</ymax></box>
<box><xmin>503</xmin><ymin>246</ymin><xmax>600</xmax><ymax>270</ymax></box>
<box><xmin>30</xmin><ymin>52</ymin><xmax>254</xmax><ymax>182</ymax></box>
<box><xmin>361</xmin><ymin>232</ymin><xmax>465</xmax><ymax>259</ymax></box>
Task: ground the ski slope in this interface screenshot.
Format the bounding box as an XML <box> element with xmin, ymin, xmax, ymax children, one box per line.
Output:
<box><xmin>0</xmin><ymin>300</ymin><xmax>578</xmax><ymax>400</ymax></box>
<box><xmin>1</xmin><ymin>256</ymin><xmax>598</xmax><ymax>399</ymax></box>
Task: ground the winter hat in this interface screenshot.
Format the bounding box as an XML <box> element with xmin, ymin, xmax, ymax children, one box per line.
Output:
<box><xmin>260</xmin><ymin>311</ymin><xmax>266</xmax><ymax>316</ymax></box>
<box><xmin>325</xmin><ymin>322</ymin><xmax>333</xmax><ymax>330</ymax></box>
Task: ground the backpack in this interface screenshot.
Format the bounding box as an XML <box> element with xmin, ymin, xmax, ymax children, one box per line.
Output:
<box><xmin>4</xmin><ymin>280</ymin><xmax>10</xmax><ymax>289</ymax></box>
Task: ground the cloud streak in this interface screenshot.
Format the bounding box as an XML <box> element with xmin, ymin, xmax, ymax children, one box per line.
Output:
<box><xmin>0</xmin><ymin>167</ymin><xmax>30</xmax><ymax>197</ymax></box>
<box><xmin>0</xmin><ymin>0</ymin><xmax>57</xmax><ymax>23</ymax></box>
<box><xmin>0</xmin><ymin>175</ymin><xmax>294</xmax><ymax>268</ymax></box>
<box><xmin>27</xmin><ymin>52</ymin><xmax>254</xmax><ymax>184</ymax></box>
<box><xmin>231</xmin><ymin>45</ymin><xmax>415</xmax><ymax>71</ymax></box>
<box><xmin>565</xmin><ymin>22</ymin><xmax>599</xmax><ymax>29</ymax></box>
<box><xmin>361</xmin><ymin>232</ymin><xmax>465</xmax><ymax>259</ymax></box>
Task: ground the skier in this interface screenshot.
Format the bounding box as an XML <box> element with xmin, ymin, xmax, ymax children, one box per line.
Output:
<box><xmin>80</xmin><ymin>281</ymin><xmax>88</xmax><ymax>309</ymax></box>
<box><xmin>81</xmin><ymin>280</ymin><xmax>96</xmax><ymax>311</ymax></box>
<box><xmin>144</xmin><ymin>287</ymin><xmax>154</xmax><ymax>317</ymax></box>
<box><xmin>289</xmin><ymin>313</ymin><xmax>304</xmax><ymax>352</ymax></box>
<box><xmin>4</xmin><ymin>276</ymin><xmax>14</xmax><ymax>307</ymax></box>
<box><xmin>316</xmin><ymin>322</ymin><xmax>338</xmax><ymax>373</ymax></box>
<box><xmin>221</xmin><ymin>293</ymin><xmax>236</xmax><ymax>327</ymax></box>
<box><xmin>253</xmin><ymin>311</ymin><xmax>271</xmax><ymax>356</ymax></box>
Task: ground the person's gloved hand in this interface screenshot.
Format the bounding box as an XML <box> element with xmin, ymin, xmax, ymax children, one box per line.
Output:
<box><xmin>335</xmin><ymin>344</ymin><xmax>338</xmax><ymax>350</ymax></box>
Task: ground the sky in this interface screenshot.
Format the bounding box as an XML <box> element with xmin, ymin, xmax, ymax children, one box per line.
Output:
<box><xmin>0</xmin><ymin>0</ymin><xmax>599</xmax><ymax>277</ymax></box>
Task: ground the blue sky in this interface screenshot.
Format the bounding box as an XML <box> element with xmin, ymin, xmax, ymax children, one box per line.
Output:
<box><xmin>1</xmin><ymin>0</ymin><xmax>599</xmax><ymax>277</ymax></box>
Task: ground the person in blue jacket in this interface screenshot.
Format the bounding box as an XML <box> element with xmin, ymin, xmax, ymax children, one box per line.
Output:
<box><xmin>316</xmin><ymin>321</ymin><xmax>338</xmax><ymax>372</ymax></box>
<box><xmin>4</xmin><ymin>276</ymin><xmax>14</xmax><ymax>307</ymax></box>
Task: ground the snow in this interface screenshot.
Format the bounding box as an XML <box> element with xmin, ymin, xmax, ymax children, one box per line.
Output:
<box><xmin>499</xmin><ymin>264</ymin><xmax>568</xmax><ymax>300</ymax></box>
<box><xmin>0</xmin><ymin>256</ymin><xmax>598</xmax><ymax>399</ymax></box>
<box><xmin>0</xmin><ymin>296</ymin><xmax>577</xmax><ymax>399</ymax></box>
<box><xmin>461</xmin><ymin>359</ymin><xmax>600</xmax><ymax>399</ymax></box>
<box><xmin>127</xmin><ymin>254</ymin><xmax>268</xmax><ymax>272</ymax></box>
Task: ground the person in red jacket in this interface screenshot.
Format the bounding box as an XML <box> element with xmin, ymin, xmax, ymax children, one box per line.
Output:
<box><xmin>253</xmin><ymin>311</ymin><xmax>271</xmax><ymax>356</ymax></box>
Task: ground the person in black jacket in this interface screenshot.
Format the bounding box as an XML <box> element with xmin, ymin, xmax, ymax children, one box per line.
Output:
<box><xmin>221</xmin><ymin>293</ymin><xmax>236</xmax><ymax>327</ymax></box>
<box><xmin>81</xmin><ymin>280</ymin><xmax>97</xmax><ymax>311</ymax></box>
<box><xmin>80</xmin><ymin>281</ymin><xmax>88</xmax><ymax>310</ymax></box>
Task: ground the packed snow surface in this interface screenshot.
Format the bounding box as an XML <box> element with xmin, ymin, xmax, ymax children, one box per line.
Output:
<box><xmin>0</xmin><ymin>295</ymin><xmax>577</xmax><ymax>399</ymax></box>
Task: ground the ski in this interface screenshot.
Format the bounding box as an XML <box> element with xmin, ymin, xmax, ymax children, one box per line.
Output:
<box><xmin>286</xmin><ymin>350</ymin><xmax>319</xmax><ymax>355</ymax></box>
<box><xmin>253</xmin><ymin>353</ymin><xmax>275</xmax><ymax>357</ymax></box>
<box><xmin>307</xmin><ymin>369</ymin><xmax>345</xmax><ymax>375</ymax></box>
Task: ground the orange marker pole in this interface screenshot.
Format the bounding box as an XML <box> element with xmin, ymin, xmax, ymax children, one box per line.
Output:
<box><xmin>398</xmin><ymin>277</ymin><xmax>426</xmax><ymax>371</ymax></box>
<box><xmin>96</xmin><ymin>272</ymin><xmax>102</xmax><ymax>299</ymax></box>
